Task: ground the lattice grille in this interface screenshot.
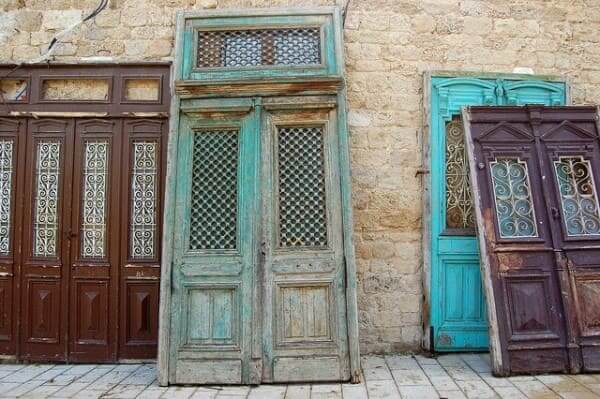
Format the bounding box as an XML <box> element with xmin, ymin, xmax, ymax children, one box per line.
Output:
<box><xmin>278</xmin><ymin>126</ymin><xmax>328</xmax><ymax>248</ymax></box>
<box><xmin>81</xmin><ymin>140</ymin><xmax>109</xmax><ymax>258</ymax></box>
<box><xmin>189</xmin><ymin>129</ymin><xmax>238</xmax><ymax>250</ymax></box>
<box><xmin>197</xmin><ymin>28</ymin><xmax>321</xmax><ymax>68</ymax></box>
<box><xmin>0</xmin><ymin>140</ymin><xmax>13</xmax><ymax>256</ymax></box>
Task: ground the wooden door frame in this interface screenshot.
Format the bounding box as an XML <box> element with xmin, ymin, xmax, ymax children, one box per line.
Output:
<box><xmin>421</xmin><ymin>71</ymin><xmax>571</xmax><ymax>351</ymax></box>
<box><xmin>0</xmin><ymin>63</ymin><xmax>170</xmax><ymax>362</ymax></box>
<box><xmin>158</xmin><ymin>7</ymin><xmax>360</xmax><ymax>385</ymax></box>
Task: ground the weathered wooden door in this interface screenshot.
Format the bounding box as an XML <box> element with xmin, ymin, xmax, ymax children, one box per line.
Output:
<box><xmin>464</xmin><ymin>105</ymin><xmax>600</xmax><ymax>375</ymax></box>
<box><xmin>261</xmin><ymin>103</ymin><xmax>350</xmax><ymax>383</ymax></box>
<box><xmin>166</xmin><ymin>98</ymin><xmax>352</xmax><ymax>384</ymax></box>
<box><xmin>428</xmin><ymin>76</ymin><xmax>566</xmax><ymax>351</ymax></box>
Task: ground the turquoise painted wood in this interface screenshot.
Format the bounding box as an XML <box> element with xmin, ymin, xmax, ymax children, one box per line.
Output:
<box><xmin>430</xmin><ymin>76</ymin><xmax>566</xmax><ymax>351</ymax></box>
<box><xmin>159</xmin><ymin>7</ymin><xmax>361</xmax><ymax>385</ymax></box>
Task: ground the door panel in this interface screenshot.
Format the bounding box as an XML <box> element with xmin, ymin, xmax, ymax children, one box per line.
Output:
<box><xmin>68</xmin><ymin>119</ymin><xmax>120</xmax><ymax>362</ymax></box>
<box><xmin>21</xmin><ymin>119</ymin><xmax>74</xmax><ymax>361</ymax></box>
<box><xmin>429</xmin><ymin>76</ymin><xmax>566</xmax><ymax>351</ymax></box>
<box><xmin>261</xmin><ymin>105</ymin><xmax>349</xmax><ymax>382</ymax></box>
<box><xmin>464</xmin><ymin>105</ymin><xmax>600</xmax><ymax>375</ymax></box>
<box><xmin>0</xmin><ymin>118</ymin><xmax>24</xmax><ymax>356</ymax></box>
<box><xmin>540</xmin><ymin>117</ymin><xmax>600</xmax><ymax>371</ymax></box>
<box><xmin>169</xmin><ymin>101</ymin><xmax>259</xmax><ymax>384</ymax></box>
<box><xmin>119</xmin><ymin>119</ymin><xmax>166</xmax><ymax>359</ymax></box>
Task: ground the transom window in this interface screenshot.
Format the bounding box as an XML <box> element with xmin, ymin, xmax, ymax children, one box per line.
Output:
<box><xmin>197</xmin><ymin>28</ymin><xmax>321</xmax><ymax>69</ymax></box>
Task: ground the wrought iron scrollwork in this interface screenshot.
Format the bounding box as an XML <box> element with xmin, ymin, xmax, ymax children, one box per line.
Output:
<box><xmin>554</xmin><ymin>156</ymin><xmax>600</xmax><ymax>236</ymax></box>
<box><xmin>490</xmin><ymin>158</ymin><xmax>538</xmax><ymax>238</ymax></box>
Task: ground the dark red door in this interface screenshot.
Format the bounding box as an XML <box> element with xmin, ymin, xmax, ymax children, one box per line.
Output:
<box><xmin>21</xmin><ymin>119</ymin><xmax>75</xmax><ymax>361</ymax></box>
<box><xmin>0</xmin><ymin>64</ymin><xmax>169</xmax><ymax>363</ymax></box>
<box><xmin>464</xmin><ymin>105</ymin><xmax>600</xmax><ymax>375</ymax></box>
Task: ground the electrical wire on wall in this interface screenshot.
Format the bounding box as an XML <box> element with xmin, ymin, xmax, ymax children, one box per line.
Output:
<box><xmin>0</xmin><ymin>0</ymin><xmax>109</xmax><ymax>109</ymax></box>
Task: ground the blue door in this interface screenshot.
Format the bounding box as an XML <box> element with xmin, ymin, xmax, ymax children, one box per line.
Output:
<box><xmin>429</xmin><ymin>76</ymin><xmax>566</xmax><ymax>351</ymax></box>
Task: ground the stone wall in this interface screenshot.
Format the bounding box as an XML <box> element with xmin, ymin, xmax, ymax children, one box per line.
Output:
<box><xmin>1</xmin><ymin>0</ymin><xmax>599</xmax><ymax>354</ymax></box>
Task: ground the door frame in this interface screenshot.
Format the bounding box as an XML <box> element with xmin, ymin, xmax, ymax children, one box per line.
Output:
<box><xmin>158</xmin><ymin>7</ymin><xmax>360</xmax><ymax>385</ymax></box>
<box><xmin>421</xmin><ymin>71</ymin><xmax>571</xmax><ymax>351</ymax></box>
<box><xmin>0</xmin><ymin>63</ymin><xmax>170</xmax><ymax>362</ymax></box>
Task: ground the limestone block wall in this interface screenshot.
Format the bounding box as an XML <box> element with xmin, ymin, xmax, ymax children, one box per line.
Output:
<box><xmin>1</xmin><ymin>0</ymin><xmax>599</xmax><ymax>354</ymax></box>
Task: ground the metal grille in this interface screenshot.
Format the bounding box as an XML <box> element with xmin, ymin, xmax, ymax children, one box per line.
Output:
<box><xmin>445</xmin><ymin>117</ymin><xmax>475</xmax><ymax>229</ymax></box>
<box><xmin>490</xmin><ymin>158</ymin><xmax>538</xmax><ymax>238</ymax></box>
<box><xmin>33</xmin><ymin>141</ymin><xmax>61</xmax><ymax>257</ymax></box>
<box><xmin>554</xmin><ymin>156</ymin><xmax>600</xmax><ymax>236</ymax></box>
<box><xmin>81</xmin><ymin>140</ymin><xmax>109</xmax><ymax>258</ymax></box>
<box><xmin>197</xmin><ymin>28</ymin><xmax>321</xmax><ymax>68</ymax></box>
<box><xmin>278</xmin><ymin>126</ymin><xmax>328</xmax><ymax>247</ymax></box>
<box><xmin>130</xmin><ymin>141</ymin><xmax>158</xmax><ymax>259</ymax></box>
<box><xmin>0</xmin><ymin>140</ymin><xmax>13</xmax><ymax>255</ymax></box>
<box><xmin>189</xmin><ymin>129</ymin><xmax>238</xmax><ymax>250</ymax></box>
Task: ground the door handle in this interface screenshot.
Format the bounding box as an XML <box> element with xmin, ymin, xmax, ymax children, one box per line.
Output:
<box><xmin>64</xmin><ymin>230</ymin><xmax>78</xmax><ymax>239</ymax></box>
<box><xmin>260</xmin><ymin>241</ymin><xmax>266</xmax><ymax>257</ymax></box>
<box><xmin>551</xmin><ymin>207</ymin><xmax>560</xmax><ymax>220</ymax></box>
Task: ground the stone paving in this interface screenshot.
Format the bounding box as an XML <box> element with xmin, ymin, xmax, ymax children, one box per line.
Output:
<box><xmin>0</xmin><ymin>354</ymin><xmax>599</xmax><ymax>398</ymax></box>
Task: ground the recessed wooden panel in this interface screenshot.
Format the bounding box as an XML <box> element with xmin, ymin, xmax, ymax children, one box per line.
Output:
<box><xmin>574</xmin><ymin>277</ymin><xmax>600</xmax><ymax>335</ymax></box>
<box><xmin>277</xmin><ymin>284</ymin><xmax>331</xmax><ymax>344</ymax></box>
<box><xmin>273</xmin><ymin>356</ymin><xmax>341</xmax><ymax>382</ymax></box>
<box><xmin>74</xmin><ymin>281</ymin><xmax>108</xmax><ymax>345</ymax></box>
<box><xmin>175</xmin><ymin>359</ymin><xmax>242</xmax><ymax>384</ymax></box>
<box><xmin>505</xmin><ymin>277</ymin><xmax>556</xmax><ymax>339</ymax></box>
<box><xmin>26</xmin><ymin>279</ymin><xmax>60</xmax><ymax>343</ymax></box>
<box><xmin>0</xmin><ymin>279</ymin><xmax>12</xmax><ymax>342</ymax></box>
<box><xmin>185</xmin><ymin>287</ymin><xmax>238</xmax><ymax>347</ymax></box>
<box><xmin>125</xmin><ymin>281</ymin><xmax>159</xmax><ymax>345</ymax></box>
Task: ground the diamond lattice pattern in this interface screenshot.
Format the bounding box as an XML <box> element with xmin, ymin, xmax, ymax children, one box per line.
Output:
<box><xmin>278</xmin><ymin>126</ymin><xmax>328</xmax><ymax>248</ymax></box>
<box><xmin>197</xmin><ymin>28</ymin><xmax>321</xmax><ymax>68</ymax></box>
<box><xmin>189</xmin><ymin>129</ymin><xmax>239</xmax><ymax>250</ymax></box>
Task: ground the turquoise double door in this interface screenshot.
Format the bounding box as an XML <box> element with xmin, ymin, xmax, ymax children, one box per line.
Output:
<box><xmin>429</xmin><ymin>76</ymin><xmax>566</xmax><ymax>351</ymax></box>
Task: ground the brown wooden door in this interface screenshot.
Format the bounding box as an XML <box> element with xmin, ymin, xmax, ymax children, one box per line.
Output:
<box><xmin>464</xmin><ymin>105</ymin><xmax>600</xmax><ymax>375</ymax></box>
<box><xmin>21</xmin><ymin>118</ymin><xmax>75</xmax><ymax>361</ymax></box>
<box><xmin>14</xmin><ymin>117</ymin><xmax>165</xmax><ymax>362</ymax></box>
<box><xmin>68</xmin><ymin>119</ymin><xmax>121</xmax><ymax>362</ymax></box>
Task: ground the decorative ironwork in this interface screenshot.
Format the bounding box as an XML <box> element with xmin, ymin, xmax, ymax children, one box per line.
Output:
<box><xmin>490</xmin><ymin>158</ymin><xmax>538</xmax><ymax>238</ymax></box>
<box><xmin>445</xmin><ymin>117</ymin><xmax>475</xmax><ymax>229</ymax></box>
<box><xmin>189</xmin><ymin>130</ymin><xmax>238</xmax><ymax>250</ymax></box>
<box><xmin>0</xmin><ymin>140</ymin><xmax>13</xmax><ymax>255</ymax></box>
<box><xmin>80</xmin><ymin>141</ymin><xmax>109</xmax><ymax>258</ymax></box>
<box><xmin>33</xmin><ymin>141</ymin><xmax>61</xmax><ymax>257</ymax></box>
<box><xmin>130</xmin><ymin>141</ymin><xmax>158</xmax><ymax>259</ymax></box>
<box><xmin>197</xmin><ymin>28</ymin><xmax>321</xmax><ymax>68</ymax></box>
<box><xmin>554</xmin><ymin>156</ymin><xmax>600</xmax><ymax>236</ymax></box>
<box><xmin>278</xmin><ymin>126</ymin><xmax>328</xmax><ymax>247</ymax></box>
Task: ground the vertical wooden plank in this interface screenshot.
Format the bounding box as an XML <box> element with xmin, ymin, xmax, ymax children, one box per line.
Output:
<box><xmin>333</xmin><ymin>6</ymin><xmax>361</xmax><ymax>382</ymax></box>
<box><xmin>157</xmin><ymin>10</ymin><xmax>185</xmax><ymax>387</ymax></box>
<box><xmin>462</xmin><ymin>107</ymin><xmax>505</xmax><ymax>376</ymax></box>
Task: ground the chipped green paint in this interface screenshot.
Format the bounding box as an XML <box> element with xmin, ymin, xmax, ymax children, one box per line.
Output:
<box><xmin>159</xmin><ymin>7</ymin><xmax>360</xmax><ymax>385</ymax></box>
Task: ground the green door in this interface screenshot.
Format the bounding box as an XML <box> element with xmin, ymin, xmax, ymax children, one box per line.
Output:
<box><xmin>167</xmin><ymin>97</ymin><xmax>351</xmax><ymax>384</ymax></box>
<box><xmin>429</xmin><ymin>76</ymin><xmax>566</xmax><ymax>351</ymax></box>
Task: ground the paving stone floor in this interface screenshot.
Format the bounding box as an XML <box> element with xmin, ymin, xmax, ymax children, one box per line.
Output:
<box><xmin>0</xmin><ymin>354</ymin><xmax>599</xmax><ymax>398</ymax></box>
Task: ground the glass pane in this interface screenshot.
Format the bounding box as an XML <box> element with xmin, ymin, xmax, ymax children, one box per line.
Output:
<box><xmin>80</xmin><ymin>140</ymin><xmax>109</xmax><ymax>258</ymax></box>
<box><xmin>445</xmin><ymin>116</ymin><xmax>475</xmax><ymax>230</ymax></box>
<box><xmin>197</xmin><ymin>28</ymin><xmax>321</xmax><ymax>68</ymax></box>
<box><xmin>189</xmin><ymin>130</ymin><xmax>238</xmax><ymax>250</ymax></box>
<box><xmin>278</xmin><ymin>126</ymin><xmax>328</xmax><ymax>248</ymax></box>
<box><xmin>554</xmin><ymin>156</ymin><xmax>600</xmax><ymax>236</ymax></box>
<box><xmin>130</xmin><ymin>141</ymin><xmax>158</xmax><ymax>259</ymax></box>
<box><xmin>33</xmin><ymin>141</ymin><xmax>61</xmax><ymax>257</ymax></box>
<box><xmin>490</xmin><ymin>158</ymin><xmax>538</xmax><ymax>238</ymax></box>
<box><xmin>0</xmin><ymin>140</ymin><xmax>14</xmax><ymax>255</ymax></box>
